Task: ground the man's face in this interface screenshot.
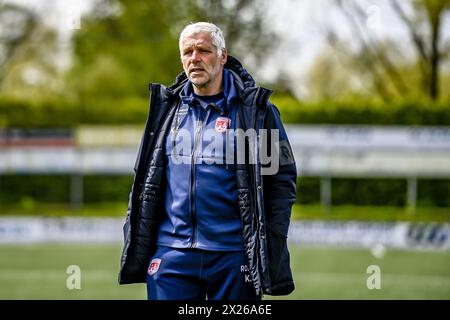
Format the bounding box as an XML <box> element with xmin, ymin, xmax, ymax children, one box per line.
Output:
<box><xmin>180</xmin><ymin>32</ymin><xmax>227</xmax><ymax>89</ymax></box>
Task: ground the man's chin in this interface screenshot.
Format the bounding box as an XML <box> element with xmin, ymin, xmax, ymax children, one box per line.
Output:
<box><xmin>190</xmin><ymin>78</ymin><xmax>209</xmax><ymax>87</ymax></box>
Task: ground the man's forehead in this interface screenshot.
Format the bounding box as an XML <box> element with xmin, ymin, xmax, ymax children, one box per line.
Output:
<box><xmin>181</xmin><ymin>33</ymin><xmax>214</xmax><ymax>48</ymax></box>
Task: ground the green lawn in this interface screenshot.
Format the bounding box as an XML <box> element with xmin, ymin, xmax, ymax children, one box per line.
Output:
<box><xmin>292</xmin><ymin>204</ymin><xmax>450</xmax><ymax>222</ymax></box>
<box><xmin>1</xmin><ymin>203</ymin><xmax>449</xmax><ymax>222</ymax></box>
<box><xmin>0</xmin><ymin>244</ymin><xmax>449</xmax><ymax>299</ymax></box>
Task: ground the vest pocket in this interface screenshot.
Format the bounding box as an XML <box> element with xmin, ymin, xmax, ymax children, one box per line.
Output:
<box><xmin>137</xmin><ymin>185</ymin><xmax>162</xmax><ymax>239</ymax></box>
<box><xmin>266</xmin><ymin>223</ymin><xmax>292</xmax><ymax>293</ymax></box>
<box><xmin>237</xmin><ymin>189</ymin><xmax>251</xmax><ymax>224</ymax></box>
<box><xmin>140</xmin><ymin>184</ymin><xmax>162</xmax><ymax>203</ymax></box>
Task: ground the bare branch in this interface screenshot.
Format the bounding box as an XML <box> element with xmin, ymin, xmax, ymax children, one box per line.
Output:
<box><xmin>324</xmin><ymin>6</ymin><xmax>392</xmax><ymax>102</ymax></box>
<box><xmin>441</xmin><ymin>39</ymin><xmax>450</xmax><ymax>59</ymax></box>
<box><xmin>390</xmin><ymin>0</ymin><xmax>429</xmax><ymax>62</ymax></box>
<box><xmin>335</xmin><ymin>0</ymin><xmax>410</xmax><ymax>99</ymax></box>
<box><xmin>0</xmin><ymin>4</ymin><xmax>39</xmax><ymax>86</ymax></box>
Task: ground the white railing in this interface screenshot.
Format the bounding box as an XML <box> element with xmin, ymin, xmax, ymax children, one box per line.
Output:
<box><xmin>1</xmin><ymin>125</ymin><xmax>449</xmax><ymax>212</ymax></box>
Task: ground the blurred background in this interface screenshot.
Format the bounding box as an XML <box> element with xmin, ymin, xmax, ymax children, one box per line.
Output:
<box><xmin>0</xmin><ymin>0</ymin><xmax>449</xmax><ymax>299</ymax></box>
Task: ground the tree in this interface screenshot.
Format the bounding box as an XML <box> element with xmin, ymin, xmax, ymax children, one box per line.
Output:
<box><xmin>69</xmin><ymin>0</ymin><xmax>278</xmax><ymax>105</ymax></box>
<box><xmin>0</xmin><ymin>3</ymin><xmax>37</xmax><ymax>86</ymax></box>
<box><xmin>0</xmin><ymin>3</ymin><xmax>61</xmax><ymax>99</ymax></box>
<box><xmin>172</xmin><ymin>0</ymin><xmax>277</xmax><ymax>68</ymax></box>
<box><xmin>70</xmin><ymin>0</ymin><xmax>183</xmax><ymax>101</ymax></box>
<box><xmin>390</xmin><ymin>0</ymin><xmax>450</xmax><ymax>100</ymax></box>
<box><xmin>316</xmin><ymin>0</ymin><xmax>450</xmax><ymax>102</ymax></box>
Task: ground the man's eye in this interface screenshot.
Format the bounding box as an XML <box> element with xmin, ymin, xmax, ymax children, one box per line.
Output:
<box><xmin>184</xmin><ymin>50</ymin><xmax>192</xmax><ymax>55</ymax></box>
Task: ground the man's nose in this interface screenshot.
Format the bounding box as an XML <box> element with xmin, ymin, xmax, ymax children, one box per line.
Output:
<box><xmin>190</xmin><ymin>50</ymin><xmax>201</xmax><ymax>62</ymax></box>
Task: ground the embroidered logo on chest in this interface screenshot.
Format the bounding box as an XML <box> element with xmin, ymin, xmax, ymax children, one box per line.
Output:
<box><xmin>215</xmin><ymin>117</ymin><xmax>231</xmax><ymax>133</ymax></box>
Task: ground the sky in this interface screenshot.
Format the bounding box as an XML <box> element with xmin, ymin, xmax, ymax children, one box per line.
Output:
<box><xmin>3</xmin><ymin>0</ymin><xmax>92</xmax><ymax>39</ymax></box>
<box><xmin>3</xmin><ymin>0</ymin><xmax>450</xmax><ymax>97</ymax></box>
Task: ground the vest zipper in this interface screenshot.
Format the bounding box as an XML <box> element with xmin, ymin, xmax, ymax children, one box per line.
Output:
<box><xmin>252</xmin><ymin>87</ymin><xmax>264</xmax><ymax>295</ymax></box>
<box><xmin>190</xmin><ymin>108</ymin><xmax>204</xmax><ymax>248</ymax></box>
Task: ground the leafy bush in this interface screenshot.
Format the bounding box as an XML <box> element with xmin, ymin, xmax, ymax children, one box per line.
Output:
<box><xmin>0</xmin><ymin>175</ymin><xmax>448</xmax><ymax>208</ymax></box>
<box><xmin>271</xmin><ymin>95</ymin><xmax>450</xmax><ymax>125</ymax></box>
<box><xmin>1</xmin><ymin>94</ymin><xmax>449</xmax><ymax>128</ymax></box>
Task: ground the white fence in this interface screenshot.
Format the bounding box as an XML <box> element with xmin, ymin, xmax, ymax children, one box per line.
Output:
<box><xmin>1</xmin><ymin>125</ymin><xmax>450</xmax><ymax>210</ymax></box>
<box><xmin>287</xmin><ymin>125</ymin><xmax>450</xmax><ymax>177</ymax></box>
<box><xmin>0</xmin><ymin>217</ymin><xmax>448</xmax><ymax>250</ymax></box>
<box><xmin>2</xmin><ymin>125</ymin><xmax>450</xmax><ymax>176</ymax></box>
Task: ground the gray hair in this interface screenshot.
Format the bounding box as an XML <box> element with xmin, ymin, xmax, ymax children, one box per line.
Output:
<box><xmin>179</xmin><ymin>22</ymin><xmax>226</xmax><ymax>57</ymax></box>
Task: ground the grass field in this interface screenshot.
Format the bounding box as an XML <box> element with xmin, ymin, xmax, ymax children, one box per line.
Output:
<box><xmin>1</xmin><ymin>203</ymin><xmax>449</xmax><ymax>222</ymax></box>
<box><xmin>0</xmin><ymin>244</ymin><xmax>449</xmax><ymax>300</ymax></box>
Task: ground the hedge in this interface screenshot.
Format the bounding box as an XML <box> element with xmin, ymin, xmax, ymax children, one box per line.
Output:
<box><xmin>270</xmin><ymin>95</ymin><xmax>450</xmax><ymax>125</ymax></box>
<box><xmin>1</xmin><ymin>95</ymin><xmax>448</xmax><ymax>208</ymax></box>
<box><xmin>1</xmin><ymin>94</ymin><xmax>449</xmax><ymax>128</ymax></box>
<box><xmin>0</xmin><ymin>175</ymin><xmax>448</xmax><ymax>208</ymax></box>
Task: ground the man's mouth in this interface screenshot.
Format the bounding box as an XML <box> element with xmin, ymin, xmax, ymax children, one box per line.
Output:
<box><xmin>190</xmin><ymin>67</ymin><xmax>205</xmax><ymax>74</ymax></box>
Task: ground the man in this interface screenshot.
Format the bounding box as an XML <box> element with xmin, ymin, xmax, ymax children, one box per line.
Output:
<box><xmin>118</xmin><ymin>22</ymin><xmax>297</xmax><ymax>300</ymax></box>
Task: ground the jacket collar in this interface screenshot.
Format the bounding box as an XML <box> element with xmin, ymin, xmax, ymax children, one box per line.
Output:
<box><xmin>179</xmin><ymin>68</ymin><xmax>238</xmax><ymax>112</ymax></box>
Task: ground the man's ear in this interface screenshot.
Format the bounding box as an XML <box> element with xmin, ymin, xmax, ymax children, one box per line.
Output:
<box><xmin>221</xmin><ymin>48</ymin><xmax>228</xmax><ymax>65</ymax></box>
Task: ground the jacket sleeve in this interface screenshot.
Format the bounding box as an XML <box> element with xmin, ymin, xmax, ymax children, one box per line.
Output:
<box><xmin>262</xmin><ymin>102</ymin><xmax>297</xmax><ymax>236</ymax></box>
<box><xmin>123</xmin><ymin>128</ymin><xmax>145</xmax><ymax>238</ymax></box>
<box><xmin>120</xmin><ymin>129</ymin><xmax>144</xmax><ymax>274</ymax></box>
